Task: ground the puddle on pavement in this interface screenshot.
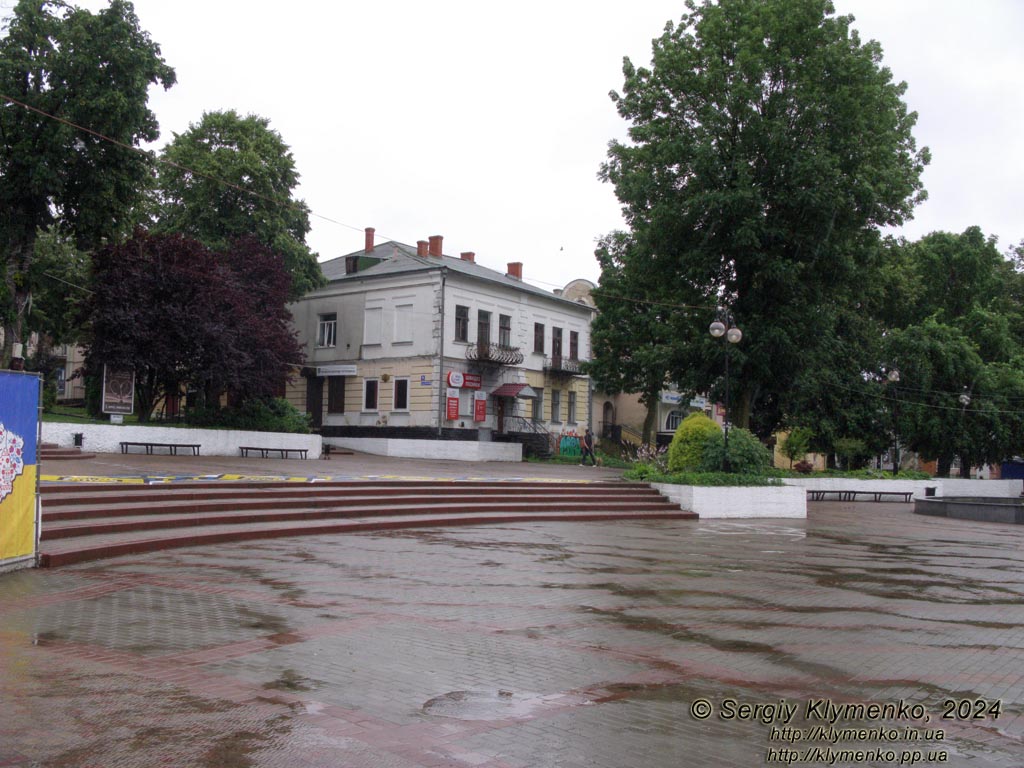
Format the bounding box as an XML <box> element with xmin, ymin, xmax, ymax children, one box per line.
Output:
<box><xmin>236</xmin><ymin>606</ymin><xmax>291</xmax><ymax>634</ymax></box>
<box><xmin>422</xmin><ymin>690</ymin><xmax>565</xmax><ymax>721</ymax></box>
<box><xmin>262</xmin><ymin>669</ymin><xmax>315</xmax><ymax>692</ymax></box>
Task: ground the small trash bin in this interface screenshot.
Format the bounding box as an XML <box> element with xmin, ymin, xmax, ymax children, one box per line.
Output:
<box><xmin>73</xmin><ymin>433</ymin><xmax>84</xmax><ymax>448</ymax></box>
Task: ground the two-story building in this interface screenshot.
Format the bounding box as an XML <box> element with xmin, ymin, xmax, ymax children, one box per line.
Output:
<box><xmin>286</xmin><ymin>229</ymin><xmax>595</xmax><ymax>456</ymax></box>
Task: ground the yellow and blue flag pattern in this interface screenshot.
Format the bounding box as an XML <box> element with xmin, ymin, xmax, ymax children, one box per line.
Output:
<box><xmin>0</xmin><ymin>371</ymin><xmax>39</xmax><ymax>564</ymax></box>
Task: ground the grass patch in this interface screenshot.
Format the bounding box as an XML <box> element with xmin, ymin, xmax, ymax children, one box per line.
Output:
<box><xmin>623</xmin><ymin>467</ymin><xmax>783</xmax><ymax>487</ymax></box>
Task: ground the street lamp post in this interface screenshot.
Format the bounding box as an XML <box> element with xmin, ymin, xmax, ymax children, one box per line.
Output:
<box><xmin>887</xmin><ymin>368</ymin><xmax>900</xmax><ymax>476</ymax></box>
<box><xmin>958</xmin><ymin>387</ymin><xmax>972</xmax><ymax>478</ymax></box>
<box><xmin>709</xmin><ymin>313</ymin><xmax>742</xmax><ymax>472</ymax></box>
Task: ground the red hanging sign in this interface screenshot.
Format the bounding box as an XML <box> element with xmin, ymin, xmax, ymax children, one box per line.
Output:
<box><xmin>446</xmin><ymin>387</ymin><xmax>460</xmax><ymax>420</ymax></box>
<box><xmin>473</xmin><ymin>391</ymin><xmax>487</xmax><ymax>422</ymax></box>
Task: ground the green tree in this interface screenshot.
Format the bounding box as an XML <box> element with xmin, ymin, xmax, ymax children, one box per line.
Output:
<box><xmin>153</xmin><ymin>110</ymin><xmax>324</xmax><ymax>298</ymax></box>
<box><xmin>780</xmin><ymin>427</ymin><xmax>813</xmax><ymax>468</ymax></box>
<box><xmin>600</xmin><ymin>0</ymin><xmax>928</xmax><ymax>435</ymax></box>
<box><xmin>0</xmin><ymin>0</ymin><xmax>174</xmax><ymax>363</ymax></box>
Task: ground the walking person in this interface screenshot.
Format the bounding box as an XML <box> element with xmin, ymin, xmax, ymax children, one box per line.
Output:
<box><xmin>580</xmin><ymin>428</ymin><xmax>597</xmax><ymax>467</ymax></box>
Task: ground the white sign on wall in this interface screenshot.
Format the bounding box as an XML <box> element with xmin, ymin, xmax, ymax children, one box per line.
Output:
<box><xmin>317</xmin><ymin>365</ymin><xmax>357</xmax><ymax>377</ymax></box>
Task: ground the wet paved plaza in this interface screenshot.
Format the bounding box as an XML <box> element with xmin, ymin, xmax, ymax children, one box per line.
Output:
<box><xmin>2</xmin><ymin>501</ymin><xmax>1023</xmax><ymax>767</ymax></box>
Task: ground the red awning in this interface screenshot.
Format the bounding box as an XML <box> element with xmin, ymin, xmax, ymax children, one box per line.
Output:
<box><xmin>490</xmin><ymin>383</ymin><xmax>538</xmax><ymax>398</ymax></box>
<box><xmin>491</xmin><ymin>383</ymin><xmax>527</xmax><ymax>397</ymax></box>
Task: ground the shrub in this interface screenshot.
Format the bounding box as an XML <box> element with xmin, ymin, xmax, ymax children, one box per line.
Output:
<box><xmin>622</xmin><ymin>467</ymin><xmax>782</xmax><ymax>486</ymax></box>
<box><xmin>187</xmin><ymin>398</ymin><xmax>311</xmax><ymax>433</ymax></box>
<box><xmin>667</xmin><ymin>412</ymin><xmax>721</xmax><ymax>472</ymax></box>
<box><xmin>793</xmin><ymin>459</ymin><xmax>815</xmax><ymax>474</ymax></box>
<box><xmin>780</xmin><ymin>427</ymin><xmax>813</xmax><ymax>467</ymax></box>
<box><xmin>834</xmin><ymin>437</ymin><xmax>869</xmax><ymax>470</ymax></box>
<box><xmin>699</xmin><ymin>427</ymin><xmax>772</xmax><ymax>475</ymax></box>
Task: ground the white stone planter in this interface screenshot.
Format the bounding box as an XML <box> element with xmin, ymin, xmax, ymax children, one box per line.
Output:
<box><xmin>327</xmin><ymin>437</ymin><xmax>522</xmax><ymax>463</ymax></box>
<box><xmin>651</xmin><ymin>483</ymin><xmax>806</xmax><ymax>518</ymax></box>
<box><xmin>782</xmin><ymin>477</ymin><xmax>1022</xmax><ymax>499</ymax></box>
<box><xmin>42</xmin><ymin>422</ymin><xmax>322</xmax><ymax>458</ymax></box>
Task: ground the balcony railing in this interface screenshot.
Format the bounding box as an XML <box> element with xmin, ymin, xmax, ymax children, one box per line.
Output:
<box><xmin>543</xmin><ymin>355</ymin><xmax>584</xmax><ymax>375</ymax></box>
<box><xmin>466</xmin><ymin>342</ymin><xmax>524</xmax><ymax>366</ymax></box>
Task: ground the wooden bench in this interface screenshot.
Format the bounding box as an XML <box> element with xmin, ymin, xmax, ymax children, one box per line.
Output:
<box><xmin>120</xmin><ymin>441</ymin><xmax>201</xmax><ymax>456</ymax></box>
<box><xmin>807</xmin><ymin>489</ymin><xmax>914</xmax><ymax>503</ymax></box>
<box><xmin>239</xmin><ymin>446</ymin><xmax>308</xmax><ymax>459</ymax></box>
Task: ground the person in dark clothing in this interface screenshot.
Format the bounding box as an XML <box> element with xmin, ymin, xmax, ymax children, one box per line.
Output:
<box><xmin>580</xmin><ymin>428</ymin><xmax>597</xmax><ymax>467</ymax></box>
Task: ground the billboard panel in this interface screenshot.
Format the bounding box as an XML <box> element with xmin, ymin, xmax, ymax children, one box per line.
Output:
<box><xmin>102</xmin><ymin>366</ymin><xmax>135</xmax><ymax>414</ymax></box>
<box><xmin>0</xmin><ymin>370</ymin><xmax>40</xmax><ymax>568</ymax></box>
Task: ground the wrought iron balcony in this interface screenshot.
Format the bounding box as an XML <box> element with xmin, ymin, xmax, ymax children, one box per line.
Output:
<box><xmin>466</xmin><ymin>342</ymin><xmax>524</xmax><ymax>366</ymax></box>
<box><xmin>543</xmin><ymin>355</ymin><xmax>584</xmax><ymax>375</ymax></box>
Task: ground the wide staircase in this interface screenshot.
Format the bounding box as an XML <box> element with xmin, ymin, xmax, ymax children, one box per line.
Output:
<box><xmin>38</xmin><ymin>480</ymin><xmax>695</xmax><ymax>567</ymax></box>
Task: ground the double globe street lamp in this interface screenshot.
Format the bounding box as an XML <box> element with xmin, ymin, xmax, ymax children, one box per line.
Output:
<box><xmin>709</xmin><ymin>313</ymin><xmax>742</xmax><ymax>472</ymax></box>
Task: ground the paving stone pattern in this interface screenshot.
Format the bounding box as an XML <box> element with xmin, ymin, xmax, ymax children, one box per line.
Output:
<box><xmin>2</xmin><ymin>502</ymin><xmax>1023</xmax><ymax>767</ymax></box>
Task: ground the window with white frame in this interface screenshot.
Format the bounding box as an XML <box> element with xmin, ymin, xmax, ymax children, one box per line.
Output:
<box><xmin>363</xmin><ymin>307</ymin><xmax>382</xmax><ymax>345</ymax></box>
<box><xmin>363</xmin><ymin>379</ymin><xmax>379</xmax><ymax>411</ymax></box>
<box><xmin>568</xmin><ymin>391</ymin><xmax>577</xmax><ymax>423</ymax></box>
<box><xmin>317</xmin><ymin>313</ymin><xmax>337</xmax><ymax>348</ymax></box>
<box><xmin>666</xmin><ymin>410</ymin><xmax>685</xmax><ymax>431</ymax></box>
<box><xmin>393</xmin><ymin>378</ymin><xmax>409</xmax><ymax>411</ymax></box>
<box><xmin>551</xmin><ymin>389</ymin><xmax>561</xmax><ymax>423</ymax></box>
<box><xmin>394</xmin><ymin>304</ymin><xmax>413</xmax><ymax>343</ymax></box>
<box><xmin>532</xmin><ymin>388</ymin><xmax>544</xmax><ymax>422</ymax></box>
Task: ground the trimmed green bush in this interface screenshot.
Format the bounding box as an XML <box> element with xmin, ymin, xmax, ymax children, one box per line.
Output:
<box><xmin>187</xmin><ymin>398</ymin><xmax>311</xmax><ymax>433</ymax></box>
<box><xmin>667</xmin><ymin>412</ymin><xmax>721</xmax><ymax>472</ymax></box>
<box><xmin>623</xmin><ymin>467</ymin><xmax>782</xmax><ymax>487</ymax></box>
<box><xmin>699</xmin><ymin>427</ymin><xmax>772</xmax><ymax>475</ymax></box>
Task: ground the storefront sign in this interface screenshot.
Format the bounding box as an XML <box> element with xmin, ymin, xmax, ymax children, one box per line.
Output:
<box><xmin>102</xmin><ymin>366</ymin><xmax>135</xmax><ymax>415</ymax></box>
<box><xmin>317</xmin><ymin>365</ymin><xmax>357</xmax><ymax>377</ymax></box>
<box><xmin>473</xmin><ymin>390</ymin><xmax>487</xmax><ymax>422</ymax></box>
<box><xmin>690</xmin><ymin>396</ymin><xmax>708</xmax><ymax>409</ymax></box>
<box><xmin>446</xmin><ymin>371</ymin><xmax>482</xmax><ymax>389</ymax></box>
<box><xmin>660</xmin><ymin>391</ymin><xmax>683</xmax><ymax>405</ymax></box>
<box><xmin>446</xmin><ymin>387</ymin><xmax>460</xmax><ymax>420</ymax></box>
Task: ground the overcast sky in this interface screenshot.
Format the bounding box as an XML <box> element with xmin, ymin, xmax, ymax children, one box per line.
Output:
<box><xmin>65</xmin><ymin>1</ymin><xmax>1024</xmax><ymax>292</ymax></box>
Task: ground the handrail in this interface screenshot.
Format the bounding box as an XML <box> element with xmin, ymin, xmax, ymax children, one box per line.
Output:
<box><xmin>543</xmin><ymin>355</ymin><xmax>584</xmax><ymax>375</ymax></box>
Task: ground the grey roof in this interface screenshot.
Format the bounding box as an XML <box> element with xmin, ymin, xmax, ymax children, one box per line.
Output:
<box><xmin>318</xmin><ymin>241</ymin><xmax>595</xmax><ymax>313</ymax></box>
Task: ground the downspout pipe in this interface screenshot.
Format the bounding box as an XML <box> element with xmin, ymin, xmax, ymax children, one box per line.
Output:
<box><xmin>437</xmin><ymin>267</ymin><xmax>447</xmax><ymax>437</ymax></box>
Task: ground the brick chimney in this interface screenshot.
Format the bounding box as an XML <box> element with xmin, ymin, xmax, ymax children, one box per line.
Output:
<box><xmin>460</xmin><ymin>251</ymin><xmax>475</xmax><ymax>263</ymax></box>
<box><xmin>506</xmin><ymin>262</ymin><xmax>523</xmax><ymax>280</ymax></box>
<box><xmin>428</xmin><ymin>235</ymin><xmax>443</xmax><ymax>258</ymax></box>
<box><xmin>417</xmin><ymin>240</ymin><xmax>429</xmax><ymax>257</ymax></box>
<box><xmin>364</xmin><ymin>227</ymin><xmax>375</xmax><ymax>253</ymax></box>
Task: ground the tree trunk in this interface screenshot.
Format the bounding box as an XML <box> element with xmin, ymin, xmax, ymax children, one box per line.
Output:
<box><xmin>640</xmin><ymin>384</ymin><xmax>659</xmax><ymax>445</ymax></box>
<box><xmin>2</xmin><ymin>229</ymin><xmax>39</xmax><ymax>366</ymax></box>
<box><xmin>936</xmin><ymin>455</ymin><xmax>952</xmax><ymax>478</ymax></box>
<box><xmin>958</xmin><ymin>455</ymin><xmax>971</xmax><ymax>478</ymax></box>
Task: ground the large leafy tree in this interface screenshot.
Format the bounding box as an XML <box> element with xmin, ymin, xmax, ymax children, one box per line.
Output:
<box><xmin>0</xmin><ymin>0</ymin><xmax>174</xmax><ymax>363</ymax></box>
<box><xmin>152</xmin><ymin>110</ymin><xmax>324</xmax><ymax>299</ymax></box>
<box><xmin>600</xmin><ymin>0</ymin><xmax>928</xmax><ymax>435</ymax></box>
<box><xmin>84</xmin><ymin>230</ymin><xmax>302</xmax><ymax>421</ymax></box>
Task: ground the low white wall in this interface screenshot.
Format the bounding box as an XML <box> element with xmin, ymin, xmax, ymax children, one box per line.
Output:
<box><xmin>327</xmin><ymin>437</ymin><xmax>522</xmax><ymax>463</ymax></box>
<box><xmin>782</xmin><ymin>477</ymin><xmax>1022</xmax><ymax>499</ymax></box>
<box><xmin>651</xmin><ymin>483</ymin><xmax>806</xmax><ymax>519</ymax></box>
<box><xmin>42</xmin><ymin>422</ymin><xmax>321</xmax><ymax>459</ymax></box>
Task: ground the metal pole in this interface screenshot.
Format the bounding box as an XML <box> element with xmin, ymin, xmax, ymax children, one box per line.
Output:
<box><xmin>892</xmin><ymin>385</ymin><xmax>899</xmax><ymax>476</ymax></box>
<box><xmin>437</xmin><ymin>267</ymin><xmax>447</xmax><ymax>438</ymax></box>
<box><xmin>723</xmin><ymin>343</ymin><xmax>731</xmax><ymax>473</ymax></box>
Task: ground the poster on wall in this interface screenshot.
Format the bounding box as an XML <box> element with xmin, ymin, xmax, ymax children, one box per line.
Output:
<box><xmin>446</xmin><ymin>387</ymin><xmax>460</xmax><ymax>420</ymax></box>
<box><xmin>473</xmin><ymin>391</ymin><xmax>487</xmax><ymax>422</ymax></box>
<box><xmin>0</xmin><ymin>370</ymin><xmax>40</xmax><ymax>570</ymax></box>
<box><xmin>102</xmin><ymin>366</ymin><xmax>135</xmax><ymax>415</ymax></box>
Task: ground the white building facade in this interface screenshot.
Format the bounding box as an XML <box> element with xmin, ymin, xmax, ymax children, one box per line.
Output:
<box><xmin>287</xmin><ymin>230</ymin><xmax>595</xmax><ymax>455</ymax></box>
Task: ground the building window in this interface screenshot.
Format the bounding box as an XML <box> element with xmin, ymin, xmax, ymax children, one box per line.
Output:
<box><xmin>363</xmin><ymin>379</ymin><xmax>379</xmax><ymax>411</ymax></box>
<box><xmin>394</xmin><ymin>304</ymin><xmax>413</xmax><ymax>343</ymax></box>
<box><xmin>534</xmin><ymin>323</ymin><xmax>544</xmax><ymax>354</ymax></box>
<box><xmin>666</xmin><ymin>410</ymin><xmax>685</xmax><ymax>431</ymax></box>
<box><xmin>477</xmin><ymin>310</ymin><xmax>491</xmax><ymax>344</ymax></box>
<box><xmin>317</xmin><ymin>313</ymin><xmax>337</xmax><ymax>348</ymax></box>
<box><xmin>532</xmin><ymin>388</ymin><xmax>544</xmax><ymax>422</ymax></box>
<box><xmin>551</xmin><ymin>390</ymin><xmax>561</xmax><ymax>423</ymax></box>
<box><xmin>328</xmin><ymin>377</ymin><xmax>346</xmax><ymax>414</ymax></box>
<box><xmin>568</xmin><ymin>391</ymin><xmax>577</xmax><ymax>423</ymax></box>
<box><xmin>569</xmin><ymin>331</ymin><xmax>579</xmax><ymax>360</ymax></box>
<box><xmin>363</xmin><ymin>307</ymin><xmax>382</xmax><ymax>345</ymax></box>
<box><xmin>393</xmin><ymin>378</ymin><xmax>409</xmax><ymax>411</ymax></box>
<box><xmin>552</xmin><ymin>327</ymin><xmax>563</xmax><ymax>360</ymax></box>
<box><xmin>455</xmin><ymin>305</ymin><xmax>469</xmax><ymax>342</ymax></box>
<box><xmin>499</xmin><ymin>314</ymin><xmax>512</xmax><ymax>347</ymax></box>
